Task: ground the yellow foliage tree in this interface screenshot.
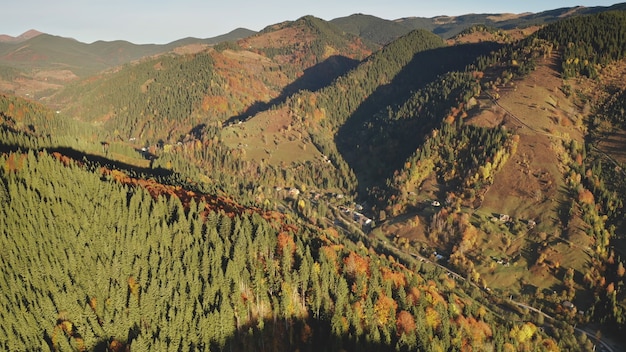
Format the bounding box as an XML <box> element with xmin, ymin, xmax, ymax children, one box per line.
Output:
<box><xmin>374</xmin><ymin>293</ymin><xmax>398</xmax><ymax>327</ymax></box>
<box><xmin>542</xmin><ymin>338</ymin><xmax>560</xmax><ymax>352</ymax></box>
<box><xmin>511</xmin><ymin>322</ymin><xmax>537</xmax><ymax>343</ymax></box>
<box><xmin>425</xmin><ymin>306</ymin><xmax>441</xmax><ymax>330</ymax></box>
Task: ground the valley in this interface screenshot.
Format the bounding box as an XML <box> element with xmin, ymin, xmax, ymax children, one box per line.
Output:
<box><xmin>1</xmin><ymin>5</ymin><xmax>626</xmax><ymax>352</ymax></box>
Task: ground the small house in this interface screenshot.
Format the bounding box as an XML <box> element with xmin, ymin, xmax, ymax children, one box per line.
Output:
<box><xmin>288</xmin><ymin>188</ymin><xmax>300</xmax><ymax>198</ymax></box>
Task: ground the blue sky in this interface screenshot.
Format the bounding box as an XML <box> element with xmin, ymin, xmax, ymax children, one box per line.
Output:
<box><xmin>3</xmin><ymin>0</ymin><xmax>621</xmax><ymax>44</ymax></box>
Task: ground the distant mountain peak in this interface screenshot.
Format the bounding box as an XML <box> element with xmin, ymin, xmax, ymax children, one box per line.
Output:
<box><xmin>19</xmin><ymin>29</ymin><xmax>43</xmax><ymax>40</ymax></box>
<box><xmin>0</xmin><ymin>29</ymin><xmax>44</xmax><ymax>43</ymax></box>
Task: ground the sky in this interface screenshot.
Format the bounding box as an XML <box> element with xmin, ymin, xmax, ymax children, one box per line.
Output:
<box><xmin>3</xmin><ymin>0</ymin><xmax>622</xmax><ymax>44</ymax></box>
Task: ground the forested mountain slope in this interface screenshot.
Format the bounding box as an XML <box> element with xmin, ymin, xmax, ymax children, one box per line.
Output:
<box><xmin>51</xmin><ymin>15</ymin><xmax>373</xmax><ymax>144</ymax></box>
<box><xmin>0</xmin><ymin>34</ymin><xmax>161</xmax><ymax>76</ymax></box>
<box><xmin>330</xmin><ymin>14</ymin><xmax>412</xmax><ymax>45</ymax></box>
<box><xmin>0</xmin><ymin>28</ymin><xmax>256</xmax><ymax>101</ymax></box>
<box><xmin>0</xmin><ymin>103</ymin><xmax>590</xmax><ymax>351</ymax></box>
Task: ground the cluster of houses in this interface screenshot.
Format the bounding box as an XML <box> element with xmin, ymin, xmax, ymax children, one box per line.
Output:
<box><xmin>491</xmin><ymin>255</ymin><xmax>511</xmax><ymax>266</ymax></box>
<box><xmin>274</xmin><ymin>186</ymin><xmax>373</xmax><ymax>228</ymax></box>
<box><xmin>338</xmin><ymin>205</ymin><xmax>373</xmax><ymax>230</ymax></box>
<box><xmin>353</xmin><ymin>211</ymin><xmax>373</xmax><ymax>229</ymax></box>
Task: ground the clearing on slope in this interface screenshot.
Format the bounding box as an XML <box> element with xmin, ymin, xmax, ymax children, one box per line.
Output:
<box><xmin>220</xmin><ymin>106</ymin><xmax>323</xmax><ymax>166</ymax></box>
<box><xmin>466</xmin><ymin>50</ymin><xmax>590</xmax><ymax>293</ymax></box>
<box><xmin>468</xmin><ymin>51</ymin><xmax>584</xmax><ymax>218</ymax></box>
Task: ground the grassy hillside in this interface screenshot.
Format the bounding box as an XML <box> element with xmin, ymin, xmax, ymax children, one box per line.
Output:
<box><xmin>381</xmin><ymin>11</ymin><xmax>626</xmax><ymax>340</ymax></box>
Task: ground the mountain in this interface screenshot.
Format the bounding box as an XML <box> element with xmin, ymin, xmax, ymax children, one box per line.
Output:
<box><xmin>52</xmin><ymin>15</ymin><xmax>373</xmax><ymax>142</ymax></box>
<box><xmin>333</xmin><ymin>3</ymin><xmax>626</xmax><ymax>43</ymax></box>
<box><xmin>0</xmin><ymin>28</ymin><xmax>257</xmax><ymax>75</ymax></box>
<box><xmin>0</xmin><ymin>28</ymin><xmax>257</xmax><ymax>100</ymax></box>
<box><xmin>1</xmin><ymin>33</ymin><xmax>164</xmax><ymax>71</ymax></box>
<box><xmin>164</xmin><ymin>27</ymin><xmax>257</xmax><ymax>49</ymax></box>
<box><xmin>0</xmin><ymin>34</ymin><xmax>155</xmax><ymax>75</ymax></box>
<box><xmin>1</xmin><ymin>6</ymin><xmax>626</xmax><ymax>352</ymax></box>
<box><xmin>0</xmin><ymin>29</ymin><xmax>43</xmax><ymax>43</ymax></box>
<box><xmin>330</xmin><ymin>13</ymin><xmax>412</xmax><ymax>45</ymax></box>
<box><xmin>2</xmin><ymin>3</ymin><xmax>625</xmax><ymax>100</ymax></box>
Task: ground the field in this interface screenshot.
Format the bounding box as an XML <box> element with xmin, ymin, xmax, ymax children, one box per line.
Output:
<box><xmin>221</xmin><ymin>107</ymin><xmax>323</xmax><ymax>166</ymax></box>
<box><xmin>472</xmin><ymin>52</ymin><xmax>583</xmax><ymax>221</ymax></box>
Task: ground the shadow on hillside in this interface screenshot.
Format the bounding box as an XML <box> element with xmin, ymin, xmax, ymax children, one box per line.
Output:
<box><xmin>333</xmin><ymin>42</ymin><xmax>503</xmax><ymax>197</ymax></box>
<box><xmin>77</xmin><ymin>317</ymin><xmax>395</xmax><ymax>352</ymax></box>
<box><xmin>554</xmin><ymin>185</ymin><xmax>574</xmax><ymax>229</ymax></box>
<box><xmin>222</xmin><ymin>55</ymin><xmax>360</xmax><ymax>126</ymax></box>
<box><xmin>0</xmin><ymin>138</ymin><xmax>174</xmax><ymax>180</ymax></box>
<box><xmin>283</xmin><ymin>55</ymin><xmax>361</xmax><ymax>96</ymax></box>
<box><xmin>546</xmin><ymin>51</ymin><xmax>563</xmax><ymax>78</ymax></box>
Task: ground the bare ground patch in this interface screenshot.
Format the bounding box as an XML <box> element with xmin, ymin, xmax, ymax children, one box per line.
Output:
<box><xmin>33</xmin><ymin>69</ymin><xmax>79</xmax><ymax>82</ymax></box>
<box><xmin>0</xmin><ymin>69</ymin><xmax>78</xmax><ymax>99</ymax></box>
<box><xmin>239</xmin><ymin>25</ymin><xmax>316</xmax><ymax>53</ymax></box>
<box><xmin>10</xmin><ymin>77</ymin><xmax>64</xmax><ymax>99</ymax></box>
<box><xmin>172</xmin><ymin>44</ymin><xmax>210</xmax><ymax>55</ymax></box>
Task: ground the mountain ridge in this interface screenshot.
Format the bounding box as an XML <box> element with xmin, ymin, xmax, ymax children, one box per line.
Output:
<box><xmin>3</xmin><ymin>2</ymin><xmax>626</xmax><ymax>47</ymax></box>
<box><xmin>0</xmin><ymin>29</ymin><xmax>43</xmax><ymax>43</ymax></box>
<box><xmin>1</xmin><ymin>2</ymin><xmax>624</xmax><ymax>91</ymax></box>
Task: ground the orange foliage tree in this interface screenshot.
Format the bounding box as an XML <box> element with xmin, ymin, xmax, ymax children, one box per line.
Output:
<box><xmin>343</xmin><ymin>252</ymin><xmax>369</xmax><ymax>280</ymax></box>
<box><xmin>277</xmin><ymin>232</ymin><xmax>296</xmax><ymax>257</ymax></box>
<box><xmin>396</xmin><ymin>310</ymin><xmax>416</xmax><ymax>336</ymax></box>
<box><xmin>381</xmin><ymin>267</ymin><xmax>406</xmax><ymax>288</ymax></box>
<box><xmin>578</xmin><ymin>188</ymin><xmax>594</xmax><ymax>205</ymax></box>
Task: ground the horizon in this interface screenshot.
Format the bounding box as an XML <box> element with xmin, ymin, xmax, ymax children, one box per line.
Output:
<box><xmin>3</xmin><ymin>0</ymin><xmax>622</xmax><ymax>45</ymax></box>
